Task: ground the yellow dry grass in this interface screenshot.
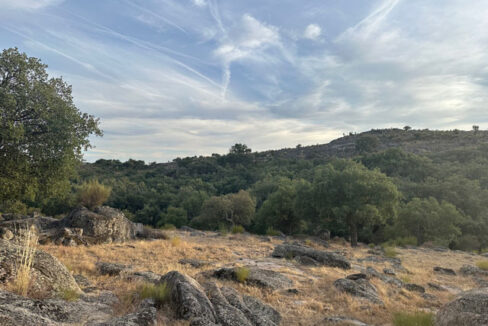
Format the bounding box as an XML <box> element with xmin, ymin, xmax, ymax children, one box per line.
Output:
<box><xmin>12</xmin><ymin>225</ymin><xmax>38</xmax><ymax>296</ymax></box>
<box><xmin>40</xmin><ymin>232</ymin><xmax>485</xmax><ymax>326</ymax></box>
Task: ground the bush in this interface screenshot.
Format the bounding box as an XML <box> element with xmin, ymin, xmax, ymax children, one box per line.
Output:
<box><xmin>385</xmin><ymin>237</ymin><xmax>418</xmax><ymax>248</ymax></box>
<box><xmin>138</xmin><ymin>282</ymin><xmax>169</xmax><ymax>307</ymax></box>
<box><xmin>218</xmin><ymin>224</ymin><xmax>229</xmax><ymax>236</ymax></box>
<box><xmin>231</xmin><ymin>225</ymin><xmax>245</xmax><ymax>234</ymax></box>
<box><xmin>476</xmin><ymin>260</ymin><xmax>488</xmax><ymax>270</ymax></box>
<box><xmin>159</xmin><ymin>223</ymin><xmax>176</xmax><ymax>230</ymax></box>
<box><xmin>13</xmin><ymin>225</ymin><xmax>38</xmax><ymax>297</ymax></box>
<box><xmin>266</xmin><ymin>227</ymin><xmax>281</xmax><ymax>236</ymax></box>
<box><xmin>384</xmin><ymin>246</ymin><xmax>398</xmax><ymax>258</ymax></box>
<box><xmin>392</xmin><ymin>311</ymin><xmax>434</xmax><ymax>326</ymax></box>
<box><xmin>77</xmin><ymin>180</ymin><xmax>111</xmax><ymax>210</ymax></box>
<box><xmin>235</xmin><ymin>267</ymin><xmax>250</xmax><ymax>283</ymax></box>
<box><xmin>170</xmin><ymin>236</ymin><xmax>182</xmax><ymax>247</ymax></box>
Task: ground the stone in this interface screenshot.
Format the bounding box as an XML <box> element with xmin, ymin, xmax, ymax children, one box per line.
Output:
<box><xmin>272</xmin><ymin>244</ymin><xmax>351</xmax><ymax>269</ymax></box>
<box><xmin>96</xmin><ymin>262</ymin><xmax>132</xmax><ymax>276</ymax></box>
<box><xmin>433</xmin><ymin>267</ymin><xmax>456</xmax><ymax>276</ymax></box>
<box><xmin>428</xmin><ymin>283</ymin><xmax>447</xmax><ymax>292</ymax></box>
<box><xmin>333</xmin><ymin>278</ymin><xmax>383</xmax><ymax>305</ymax></box>
<box><xmin>95</xmin><ymin>299</ymin><xmax>157</xmax><ymax>326</ymax></box>
<box><xmin>404</xmin><ymin>283</ymin><xmax>425</xmax><ymax>293</ymax></box>
<box><xmin>318</xmin><ymin>316</ymin><xmax>369</xmax><ymax>325</ymax></box>
<box><xmin>123</xmin><ymin>271</ymin><xmax>162</xmax><ymax>284</ymax></box>
<box><xmin>160</xmin><ymin>271</ymin><xmax>217</xmax><ymax>323</ymax></box>
<box><xmin>62</xmin><ymin>206</ymin><xmax>136</xmax><ymax>244</ymax></box>
<box><xmin>294</xmin><ymin>255</ymin><xmax>319</xmax><ymax>266</ymax></box>
<box><xmin>0</xmin><ymin>240</ymin><xmax>81</xmax><ymax>297</ymax></box>
<box><xmin>179</xmin><ymin>258</ymin><xmax>210</xmax><ymax>268</ymax></box>
<box><xmin>435</xmin><ymin>287</ymin><xmax>488</xmax><ymax>326</ymax></box>
<box><xmin>346</xmin><ymin>273</ymin><xmax>368</xmax><ymax>281</ymax></box>
<box><xmin>364</xmin><ymin>267</ymin><xmax>403</xmax><ymax>288</ymax></box>
<box><xmin>459</xmin><ymin>264</ymin><xmax>488</xmax><ymax>277</ymax></box>
<box><xmin>213</xmin><ymin>267</ymin><xmax>293</xmax><ymax>290</ymax></box>
<box><xmin>383</xmin><ymin>268</ymin><xmax>396</xmax><ymax>276</ymax></box>
<box><xmin>0</xmin><ymin>228</ymin><xmax>13</xmax><ymax>241</ymax></box>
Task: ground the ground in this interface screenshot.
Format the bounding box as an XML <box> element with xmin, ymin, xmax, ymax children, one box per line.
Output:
<box><xmin>40</xmin><ymin>231</ymin><xmax>484</xmax><ymax>326</ymax></box>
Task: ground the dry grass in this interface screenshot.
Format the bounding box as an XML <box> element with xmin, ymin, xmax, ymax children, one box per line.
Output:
<box><xmin>40</xmin><ymin>232</ymin><xmax>485</xmax><ymax>326</ymax></box>
<box><xmin>12</xmin><ymin>225</ymin><xmax>38</xmax><ymax>296</ymax></box>
<box><xmin>476</xmin><ymin>260</ymin><xmax>488</xmax><ymax>270</ymax></box>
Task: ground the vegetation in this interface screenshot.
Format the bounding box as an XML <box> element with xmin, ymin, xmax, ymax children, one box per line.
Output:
<box><xmin>58</xmin><ymin>288</ymin><xmax>80</xmax><ymax>301</ymax></box>
<box><xmin>476</xmin><ymin>260</ymin><xmax>488</xmax><ymax>271</ymax></box>
<box><xmin>77</xmin><ymin>179</ymin><xmax>111</xmax><ymax>210</ymax></box>
<box><xmin>384</xmin><ymin>247</ymin><xmax>399</xmax><ymax>258</ymax></box>
<box><xmin>13</xmin><ymin>226</ymin><xmax>38</xmax><ymax>296</ymax></box>
<box><xmin>137</xmin><ymin>282</ymin><xmax>169</xmax><ymax>307</ymax></box>
<box><xmin>235</xmin><ymin>267</ymin><xmax>250</xmax><ymax>283</ymax></box>
<box><xmin>392</xmin><ymin>311</ymin><xmax>434</xmax><ymax>326</ymax></box>
<box><xmin>0</xmin><ymin>48</ymin><xmax>101</xmax><ymax>213</ymax></box>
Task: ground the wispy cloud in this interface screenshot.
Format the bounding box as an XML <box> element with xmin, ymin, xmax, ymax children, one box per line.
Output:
<box><xmin>0</xmin><ymin>0</ymin><xmax>63</xmax><ymax>10</ymax></box>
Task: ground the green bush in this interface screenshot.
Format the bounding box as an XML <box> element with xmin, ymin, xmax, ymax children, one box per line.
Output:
<box><xmin>384</xmin><ymin>246</ymin><xmax>399</xmax><ymax>258</ymax></box>
<box><xmin>138</xmin><ymin>282</ymin><xmax>169</xmax><ymax>307</ymax></box>
<box><xmin>266</xmin><ymin>227</ymin><xmax>281</xmax><ymax>236</ymax></box>
<box><xmin>393</xmin><ymin>311</ymin><xmax>434</xmax><ymax>326</ymax></box>
<box><xmin>231</xmin><ymin>225</ymin><xmax>245</xmax><ymax>234</ymax></box>
<box><xmin>476</xmin><ymin>260</ymin><xmax>488</xmax><ymax>270</ymax></box>
<box><xmin>77</xmin><ymin>180</ymin><xmax>111</xmax><ymax>210</ymax></box>
<box><xmin>58</xmin><ymin>288</ymin><xmax>80</xmax><ymax>302</ymax></box>
<box><xmin>218</xmin><ymin>224</ymin><xmax>229</xmax><ymax>236</ymax></box>
<box><xmin>159</xmin><ymin>223</ymin><xmax>176</xmax><ymax>230</ymax></box>
<box><xmin>235</xmin><ymin>267</ymin><xmax>250</xmax><ymax>283</ymax></box>
<box><xmin>385</xmin><ymin>236</ymin><xmax>418</xmax><ymax>248</ymax></box>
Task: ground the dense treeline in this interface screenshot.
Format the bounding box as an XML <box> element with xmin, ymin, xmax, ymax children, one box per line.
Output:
<box><xmin>24</xmin><ymin>135</ymin><xmax>487</xmax><ymax>251</ymax></box>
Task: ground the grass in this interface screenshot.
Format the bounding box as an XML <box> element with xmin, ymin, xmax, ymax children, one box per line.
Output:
<box><xmin>400</xmin><ymin>275</ymin><xmax>411</xmax><ymax>284</ymax></box>
<box><xmin>58</xmin><ymin>288</ymin><xmax>80</xmax><ymax>301</ymax></box>
<box><xmin>231</xmin><ymin>225</ymin><xmax>245</xmax><ymax>234</ymax></box>
<box><xmin>476</xmin><ymin>260</ymin><xmax>488</xmax><ymax>270</ymax></box>
<box><xmin>266</xmin><ymin>227</ymin><xmax>281</xmax><ymax>236</ymax></box>
<box><xmin>218</xmin><ymin>224</ymin><xmax>229</xmax><ymax>236</ymax></box>
<box><xmin>235</xmin><ymin>267</ymin><xmax>250</xmax><ymax>283</ymax></box>
<box><xmin>170</xmin><ymin>236</ymin><xmax>182</xmax><ymax>247</ymax></box>
<box><xmin>384</xmin><ymin>246</ymin><xmax>399</xmax><ymax>258</ymax></box>
<box><xmin>137</xmin><ymin>282</ymin><xmax>169</xmax><ymax>307</ymax></box>
<box><xmin>13</xmin><ymin>225</ymin><xmax>38</xmax><ymax>296</ymax></box>
<box><xmin>393</xmin><ymin>311</ymin><xmax>434</xmax><ymax>326</ymax></box>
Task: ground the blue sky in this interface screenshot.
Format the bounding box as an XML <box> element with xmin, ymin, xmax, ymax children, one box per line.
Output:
<box><xmin>1</xmin><ymin>0</ymin><xmax>487</xmax><ymax>162</ymax></box>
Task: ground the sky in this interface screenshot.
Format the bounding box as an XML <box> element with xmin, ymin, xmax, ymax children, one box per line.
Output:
<box><xmin>1</xmin><ymin>0</ymin><xmax>487</xmax><ymax>162</ymax></box>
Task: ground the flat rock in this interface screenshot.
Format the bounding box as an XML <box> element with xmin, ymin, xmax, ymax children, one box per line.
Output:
<box><xmin>272</xmin><ymin>244</ymin><xmax>350</xmax><ymax>269</ymax></box>
<box><xmin>317</xmin><ymin>316</ymin><xmax>369</xmax><ymax>326</ymax></box>
<box><xmin>459</xmin><ymin>264</ymin><xmax>488</xmax><ymax>277</ymax></box>
<box><xmin>213</xmin><ymin>267</ymin><xmax>293</xmax><ymax>290</ymax></box>
<box><xmin>404</xmin><ymin>283</ymin><xmax>425</xmax><ymax>293</ymax></box>
<box><xmin>96</xmin><ymin>262</ymin><xmax>132</xmax><ymax>276</ymax></box>
<box><xmin>333</xmin><ymin>278</ymin><xmax>383</xmax><ymax>305</ymax></box>
<box><xmin>435</xmin><ymin>287</ymin><xmax>488</xmax><ymax>326</ymax></box>
<box><xmin>434</xmin><ymin>267</ymin><xmax>456</xmax><ymax>276</ymax></box>
<box><xmin>179</xmin><ymin>259</ymin><xmax>210</xmax><ymax>268</ymax></box>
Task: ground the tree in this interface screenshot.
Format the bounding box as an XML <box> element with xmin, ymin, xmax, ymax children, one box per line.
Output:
<box><xmin>313</xmin><ymin>160</ymin><xmax>399</xmax><ymax>246</ymax></box>
<box><xmin>0</xmin><ymin>48</ymin><xmax>101</xmax><ymax>210</ymax></box>
<box><xmin>473</xmin><ymin>125</ymin><xmax>480</xmax><ymax>133</ymax></box>
<box><xmin>403</xmin><ymin>125</ymin><xmax>412</xmax><ymax>131</ymax></box>
<box><xmin>229</xmin><ymin>143</ymin><xmax>251</xmax><ymax>155</ymax></box>
<box><xmin>355</xmin><ymin>134</ymin><xmax>379</xmax><ymax>154</ymax></box>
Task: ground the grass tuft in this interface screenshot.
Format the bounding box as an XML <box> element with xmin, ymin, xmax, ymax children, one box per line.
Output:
<box><xmin>476</xmin><ymin>260</ymin><xmax>488</xmax><ymax>270</ymax></box>
<box><xmin>384</xmin><ymin>246</ymin><xmax>399</xmax><ymax>258</ymax></box>
<box><xmin>170</xmin><ymin>236</ymin><xmax>181</xmax><ymax>247</ymax></box>
<box><xmin>393</xmin><ymin>311</ymin><xmax>434</xmax><ymax>326</ymax></box>
<box><xmin>58</xmin><ymin>288</ymin><xmax>80</xmax><ymax>301</ymax></box>
<box><xmin>13</xmin><ymin>225</ymin><xmax>38</xmax><ymax>297</ymax></box>
<box><xmin>138</xmin><ymin>282</ymin><xmax>169</xmax><ymax>307</ymax></box>
<box><xmin>231</xmin><ymin>225</ymin><xmax>245</xmax><ymax>234</ymax></box>
<box><xmin>266</xmin><ymin>227</ymin><xmax>281</xmax><ymax>236</ymax></box>
<box><xmin>235</xmin><ymin>267</ymin><xmax>250</xmax><ymax>283</ymax></box>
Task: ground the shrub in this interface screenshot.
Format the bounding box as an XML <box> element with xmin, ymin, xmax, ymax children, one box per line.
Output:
<box><xmin>58</xmin><ymin>288</ymin><xmax>80</xmax><ymax>301</ymax></box>
<box><xmin>476</xmin><ymin>260</ymin><xmax>488</xmax><ymax>271</ymax></box>
<box><xmin>384</xmin><ymin>246</ymin><xmax>399</xmax><ymax>258</ymax></box>
<box><xmin>218</xmin><ymin>224</ymin><xmax>229</xmax><ymax>236</ymax></box>
<box><xmin>138</xmin><ymin>282</ymin><xmax>169</xmax><ymax>307</ymax></box>
<box><xmin>13</xmin><ymin>225</ymin><xmax>38</xmax><ymax>296</ymax></box>
<box><xmin>266</xmin><ymin>227</ymin><xmax>281</xmax><ymax>236</ymax></box>
<box><xmin>235</xmin><ymin>267</ymin><xmax>250</xmax><ymax>283</ymax></box>
<box><xmin>159</xmin><ymin>223</ymin><xmax>176</xmax><ymax>230</ymax></box>
<box><xmin>170</xmin><ymin>236</ymin><xmax>182</xmax><ymax>247</ymax></box>
<box><xmin>393</xmin><ymin>311</ymin><xmax>434</xmax><ymax>326</ymax></box>
<box><xmin>368</xmin><ymin>243</ymin><xmax>375</xmax><ymax>248</ymax></box>
<box><xmin>77</xmin><ymin>180</ymin><xmax>111</xmax><ymax>210</ymax></box>
<box><xmin>231</xmin><ymin>225</ymin><xmax>245</xmax><ymax>234</ymax></box>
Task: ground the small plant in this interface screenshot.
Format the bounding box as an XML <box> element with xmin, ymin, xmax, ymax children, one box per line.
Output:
<box><xmin>266</xmin><ymin>227</ymin><xmax>281</xmax><ymax>236</ymax></box>
<box><xmin>384</xmin><ymin>246</ymin><xmax>399</xmax><ymax>258</ymax></box>
<box><xmin>304</xmin><ymin>239</ymin><xmax>313</xmax><ymax>247</ymax></box>
<box><xmin>170</xmin><ymin>236</ymin><xmax>181</xmax><ymax>247</ymax></box>
<box><xmin>77</xmin><ymin>179</ymin><xmax>111</xmax><ymax>210</ymax></box>
<box><xmin>235</xmin><ymin>267</ymin><xmax>250</xmax><ymax>283</ymax></box>
<box><xmin>218</xmin><ymin>224</ymin><xmax>229</xmax><ymax>236</ymax></box>
<box><xmin>476</xmin><ymin>260</ymin><xmax>488</xmax><ymax>271</ymax></box>
<box><xmin>58</xmin><ymin>288</ymin><xmax>80</xmax><ymax>301</ymax></box>
<box><xmin>368</xmin><ymin>243</ymin><xmax>375</xmax><ymax>248</ymax></box>
<box><xmin>138</xmin><ymin>282</ymin><xmax>169</xmax><ymax>307</ymax></box>
<box><xmin>393</xmin><ymin>311</ymin><xmax>434</xmax><ymax>326</ymax></box>
<box><xmin>400</xmin><ymin>275</ymin><xmax>411</xmax><ymax>284</ymax></box>
<box><xmin>231</xmin><ymin>225</ymin><xmax>245</xmax><ymax>234</ymax></box>
<box><xmin>159</xmin><ymin>223</ymin><xmax>176</xmax><ymax>230</ymax></box>
<box><xmin>13</xmin><ymin>225</ymin><xmax>38</xmax><ymax>296</ymax></box>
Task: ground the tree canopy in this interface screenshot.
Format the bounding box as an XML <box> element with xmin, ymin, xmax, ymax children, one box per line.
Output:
<box><xmin>0</xmin><ymin>48</ymin><xmax>101</xmax><ymax>211</ymax></box>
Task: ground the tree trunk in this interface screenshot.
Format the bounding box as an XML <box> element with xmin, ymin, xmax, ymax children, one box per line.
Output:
<box><xmin>350</xmin><ymin>223</ymin><xmax>358</xmax><ymax>247</ymax></box>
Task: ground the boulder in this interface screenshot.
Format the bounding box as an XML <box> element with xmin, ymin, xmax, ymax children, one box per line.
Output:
<box><xmin>434</xmin><ymin>267</ymin><xmax>456</xmax><ymax>276</ymax></box>
<box><xmin>96</xmin><ymin>299</ymin><xmax>157</xmax><ymax>326</ymax></box>
<box><xmin>96</xmin><ymin>262</ymin><xmax>132</xmax><ymax>276</ymax></box>
<box><xmin>294</xmin><ymin>255</ymin><xmax>319</xmax><ymax>266</ymax></box>
<box><xmin>159</xmin><ymin>271</ymin><xmax>217</xmax><ymax>323</ymax></box>
<box><xmin>179</xmin><ymin>259</ymin><xmax>210</xmax><ymax>268</ymax></box>
<box><xmin>435</xmin><ymin>287</ymin><xmax>488</xmax><ymax>326</ymax></box>
<box><xmin>272</xmin><ymin>244</ymin><xmax>351</xmax><ymax>269</ymax></box>
<box><xmin>333</xmin><ymin>278</ymin><xmax>383</xmax><ymax>305</ymax></box>
<box><xmin>404</xmin><ymin>283</ymin><xmax>425</xmax><ymax>293</ymax></box>
<box><xmin>0</xmin><ymin>240</ymin><xmax>81</xmax><ymax>297</ymax></box>
<box><xmin>213</xmin><ymin>267</ymin><xmax>293</xmax><ymax>290</ymax></box>
<box><xmin>459</xmin><ymin>264</ymin><xmax>488</xmax><ymax>277</ymax></box>
<box><xmin>346</xmin><ymin>273</ymin><xmax>368</xmax><ymax>281</ymax></box>
<box><xmin>364</xmin><ymin>267</ymin><xmax>403</xmax><ymax>288</ymax></box>
<box><xmin>62</xmin><ymin>206</ymin><xmax>136</xmax><ymax>244</ymax></box>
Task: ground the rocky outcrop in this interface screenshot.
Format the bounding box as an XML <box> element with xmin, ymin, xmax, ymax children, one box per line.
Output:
<box><xmin>459</xmin><ymin>264</ymin><xmax>488</xmax><ymax>277</ymax></box>
<box><xmin>404</xmin><ymin>283</ymin><xmax>425</xmax><ymax>293</ymax></box>
<box><xmin>333</xmin><ymin>278</ymin><xmax>383</xmax><ymax>305</ymax></box>
<box><xmin>62</xmin><ymin>206</ymin><xmax>136</xmax><ymax>244</ymax></box>
<box><xmin>213</xmin><ymin>267</ymin><xmax>293</xmax><ymax>290</ymax></box>
<box><xmin>317</xmin><ymin>316</ymin><xmax>369</xmax><ymax>325</ymax></box>
<box><xmin>272</xmin><ymin>244</ymin><xmax>351</xmax><ymax>269</ymax></box>
<box><xmin>0</xmin><ymin>240</ymin><xmax>80</xmax><ymax>297</ymax></box>
<box><xmin>435</xmin><ymin>287</ymin><xmax>488</xmax><ymax>326</ymax></box>
<box><xmin>434</xmin><ymin>267</ymin><xmax>456</xmax><ymax>276</ymax></box>
<box><xmin>96</xmin><ymin>262</ymin><xmax>133</xmax><ymax>276</ymax></box>
<box><xmin>96</xmin><ymin>299</ymin><xmax>157</xmax><ymax>326</ymax></box>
